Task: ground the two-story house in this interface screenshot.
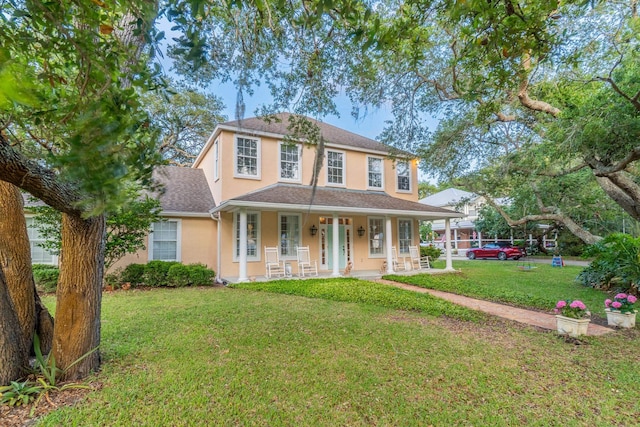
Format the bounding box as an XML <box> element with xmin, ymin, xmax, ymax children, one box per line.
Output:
<box><xmin>98</xmin><ymin>113</ymin><xmax>464</xmax><ymax>281</ymax></box>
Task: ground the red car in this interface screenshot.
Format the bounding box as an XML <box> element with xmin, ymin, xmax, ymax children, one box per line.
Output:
<box><xmin>466</xmin><ymin>242</ymin><xmax>525</xmax><ymax>261</ymax></box>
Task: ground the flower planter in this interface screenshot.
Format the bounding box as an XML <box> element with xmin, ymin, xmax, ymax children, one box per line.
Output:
<box><xmin>605</xmin><ymin>309</ymin><xmax>637</xmax><ymax>328</ymax></box>
<box><xmin>555</xmin><ymin>315</ymin><xmax>590</xmax><ymax>337</ymax></box>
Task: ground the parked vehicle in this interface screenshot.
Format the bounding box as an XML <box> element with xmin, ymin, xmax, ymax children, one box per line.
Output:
<box><xmin>466</xmin><ymin>242</ymin><xmax>525</xmax><ymax>261</ymax></box>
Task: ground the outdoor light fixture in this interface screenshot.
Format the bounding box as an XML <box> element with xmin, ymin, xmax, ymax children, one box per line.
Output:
<box><xmin>357</xmin><ymin>226</ymin><xmax>365</xmax><ymax>237</ymax></box>
<box><xmin>310</xmin><ymin>224</ymin><xmax>318</xmax><ymax>236</ymax></box>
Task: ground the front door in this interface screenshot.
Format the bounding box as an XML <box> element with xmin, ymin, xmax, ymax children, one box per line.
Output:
<box><xmin>319</xmin><ymin>217</ymin><xmax>353</xmax><ymax>270</ymax></box>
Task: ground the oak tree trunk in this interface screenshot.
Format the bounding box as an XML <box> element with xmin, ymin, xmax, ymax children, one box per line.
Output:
<box><xmin>0</xmin><ymin>266</ymin><xmax>28</xmax><ymax>385</ymax></box>
<box><xmin>53</xmin><ymin>213</ymin><xmax>105</xmax><ymax>381</ymax></box>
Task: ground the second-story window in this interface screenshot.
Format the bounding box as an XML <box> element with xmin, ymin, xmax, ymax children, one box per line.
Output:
<box><xmin>396</xmin><ymin>161</ymin><xmax>411</xmax><ymax>192</ymax></box>
<box><xmin>213</xmin><ymin>139</ymin><xmax>220</xmax><ymax>181</ymax></box>
<box><xmin>327</xmin><ymin>150</ymin><xmax>345</xmax><ymax>186</ymax></box>
<box><xmin>235</xmin><ymin>136</ymin><xmax>260</xmax><ymax>178</ymax></box>
<box><xmin>279</xmin><ymin>142</ymin><xmax>301</xmax><ymax>182</ymax></box>
<box><xmin>367</xmin><ymin>157</ymin><xmax>383</xmax><ymax>189</ymax></box>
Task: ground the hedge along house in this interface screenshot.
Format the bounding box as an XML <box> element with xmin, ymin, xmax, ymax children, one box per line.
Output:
<box><xmin>59</xmin><ymin>113</ymin><xmax>462</xmax><ymax>282</ymax></box>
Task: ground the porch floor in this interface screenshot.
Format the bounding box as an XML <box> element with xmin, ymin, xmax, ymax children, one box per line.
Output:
<box><xmin>222</xmin><ymin>267</ymin><xmax>455</xmax><ymax>284</ymax></box>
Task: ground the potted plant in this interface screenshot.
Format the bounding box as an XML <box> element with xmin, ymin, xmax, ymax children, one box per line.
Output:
<box><xmin>604</xmin><ymin>293</ymin><xmax>637</xmax><ymax>328</ymax></box>
<box><xmin>554</xmin><ymin>300</ymin><xmax>591</xmax><ymax>337</ymax></box>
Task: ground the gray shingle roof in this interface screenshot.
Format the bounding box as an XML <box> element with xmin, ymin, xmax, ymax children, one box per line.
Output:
<box><xmin>153</xmin><ymin>166</ymin><xmax>215</xmax><ymax>213</ymax></box>
<box><xmin>419</xmin><ymin>188</ymin><xmax>477</xmax><ymax>207</ymax></box>
<box><xmin>221</xmin><ymin>112</ymin><xmax>411</xmax><ymax>156</ymax></box>
<box><xmin>217</xmin><ymin>184</ymin><xmax>461</xmax><ymax>218</ymax></box>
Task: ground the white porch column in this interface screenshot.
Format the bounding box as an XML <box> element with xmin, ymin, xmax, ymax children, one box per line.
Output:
<box><xmin>453</xmin><ymin>228</ymin><xmax>458</xmax><ymax>250</ymax></box>
<box><xmin>385</xmin><ymin>216</ymin><xmax>394</xmax><ymax>274</ymax></box>
<box><xmin>445</xmin><ymin>218</ymin><xmax>454</xmax><ymax>271</ymax></box>
<box><xmin>238</xmin><ymin>209</ymin><xmax>248</xmax><ymax>282</ymax></box>
<box><xmin>332</xmin><ymin>214</ymin><xmax>340</xmax><ymax>276</ymax></box>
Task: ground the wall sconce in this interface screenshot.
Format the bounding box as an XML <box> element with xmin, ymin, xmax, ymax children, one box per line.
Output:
<box><xmin>310</xmin><ymin>224</ymin><xmax>318</xmax><ymax>236</ymax></box>
<box><xmin>357</xmin><ymin>226</ymin><xmax>365</xmax><ymax>237</ymax></box>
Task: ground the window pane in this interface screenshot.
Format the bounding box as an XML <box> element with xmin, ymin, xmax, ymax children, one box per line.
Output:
<box><xmin>369</xmin><ymin>218</ymin><xmax>384</xmax><ymax>255</ymax></box>
<box><xmin>280</xmin><ymin>215</ymin><xmax>299</xmax><ymax>256</ymax></box>
<box><xmin>236</xmin><ymin>213</ymin><xmax>259</xmax><ymax>258</ymax></box>
<box><xmin>368</xmin><ymin>158</ymin><xmax>382</xmax><ymax>188</ymax></box>
<box><xmin>151</xmin><ymin>221</ymin><xmax>178</xmax><ymax>261</ymax></box>
<box><xmin>280</xmin><ymin>144</ymin><xmax>300</xmax><ymax>180</ymax></box>
<box><xmin>398</xmin><ymin>220</ymin><xmax>412</xmax><ymax>254</ymax></box>
<box><xmin>26</xmin><ymin>218</ymin><xmax>55</xmax><ymax>264</ymax></box>
<box><xmin>236</xmin><ymin>137</ymin><xmax>258</xmax><ymax>176</ymax></box>
<box><xmin>327</xmin><ymin>151</ymin><xmax>344</xmax><ymax>184</ymax></box>
<box><xmin>397</xmin><ymin>162</ymin><xmax>410</xmax><ymax>191</ymax></box>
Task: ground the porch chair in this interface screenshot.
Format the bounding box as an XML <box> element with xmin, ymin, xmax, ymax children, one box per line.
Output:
<box><xmin>296</xmin><ymin>246</ymin><xmax>318</xmax><ymax>277</ymax></box>
<box><xmin>264</xmin><ymin>246</ymin><xmax>286</xmax><ymax>278</ymax></box>
<box><xmin>408</xmin><ymin>245</ymin><xmax>422</xmax><ymax>270</ymax></box>
<box><xmin>391</xmin><ymin>246</ymin><xmax>409</xmax><ymax>271</ymax></box>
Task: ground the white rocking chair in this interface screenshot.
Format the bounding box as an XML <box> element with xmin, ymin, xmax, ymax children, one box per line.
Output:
<box><xmin>296</xmin><ymin>246</ymin><xmax>318</xmax><ymax>277</ymax></box>
<box><xmin>391</xmin><ymin>246</ymin><xmax>409</xmax><ymax>271</ymax></box>
<box><xmin>264</xmin><ymin>246</ymin><xmax>286</xmax><ymax>278</ymax></box>
<box><xmin>409</xmin><ymin>245</ymin><xmax>422</xmax><ymax>270</ymax></box>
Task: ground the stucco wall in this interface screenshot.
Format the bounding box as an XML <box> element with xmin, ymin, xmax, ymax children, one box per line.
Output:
<box><xmin>110</xmin><ymin>216</ymin><xmax>217</xmax><ymax>273</ymax></box>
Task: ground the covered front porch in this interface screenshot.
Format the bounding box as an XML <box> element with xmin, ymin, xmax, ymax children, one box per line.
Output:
<box><xmin>211</xmin><ymin>184</ymin><xmax>463</xmax><ymax>282</ymax></box>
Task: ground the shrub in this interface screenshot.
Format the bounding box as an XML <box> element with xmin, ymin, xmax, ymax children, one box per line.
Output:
<box><xmin>32</xmin><ymin>264</ymin><xmax>59</xmax><ymax>293</ymax></box>
<box><xmin>143</xmin><ymin>260</ymin><xmax>180</xmax><ymax>287</ymax></box>
<box><xmin>577</xmin><ymin>233</ymin><xmax>640</xmax><ymax>293</ymax></box>
<box><xmin>167</xmin><ymin>263</ymin><xmax>216</xmax><ymax>287</ymax></box>
<box><xmin>186</xmin><ymin>263</ymin><xmax>215</xmax><ymax>286</ymax></box>
<box><xmin>420</xmin><ymin>245</ymin><xmax>442</xmax><ymax>261</ymax></box>
<box><xmin>167</xmin><ymin>264</ymin><xmax>191</xmax><ymax>287</ymax></box>
<box><xmin>120</xmin><ymin>263</ymin><xmax>146</xmax><ymax>286</ymax></box>
<box><xmin>104</xmin><ymin>268</ymin><xmax>123</xmax><ymax>289</ymax></box>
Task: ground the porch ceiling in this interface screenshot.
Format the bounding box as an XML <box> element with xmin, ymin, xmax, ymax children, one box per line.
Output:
<box><xmin>212</xmin><ymin>184</ymin><xmax>463</xmax><ymax>220</ymax></box>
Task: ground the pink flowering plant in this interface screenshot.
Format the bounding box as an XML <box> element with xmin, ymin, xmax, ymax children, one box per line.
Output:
<box><xmin>604</xmin><ymin>293</ymin><xmax>638</xmax><ymax>313</ymax></box>
<box><xmin>554</xmin><ymin>299</ymin><xmax>590</xmax><ymax>319</ymax></box>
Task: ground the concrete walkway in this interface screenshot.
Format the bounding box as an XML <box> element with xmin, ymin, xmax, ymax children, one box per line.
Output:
<box><xmin>377</xmin><ymin>279</ymin><xmax>613</xmax><ymax>336</ymax></box>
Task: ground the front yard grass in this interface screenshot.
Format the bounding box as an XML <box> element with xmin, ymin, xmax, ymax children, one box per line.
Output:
<box><xmin>390</xmin><ymin>260</ymin><xmax>610</xmax><ymax>317</ymax></box>
<box><xmin>36</xmin><ymin>267</ymin><xmax>640</xmax><ymax>426</ymax></box>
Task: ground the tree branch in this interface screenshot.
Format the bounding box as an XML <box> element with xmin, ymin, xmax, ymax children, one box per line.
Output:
<box><xmin>0</xmin><ymin>134</ymin><xmax>82</xmax><ymax>216</ymax></box>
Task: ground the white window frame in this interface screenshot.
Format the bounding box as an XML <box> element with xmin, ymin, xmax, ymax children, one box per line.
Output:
<box><xmin>233</xmin><ymin>211</ymin><xmax>261</xmax><ymax>262</ymax></box>
<box><xmin>397</xmin><ymin>218</ymin><xmax>413</xmax><ymax>255</ymax></box>
<box><xmin>326</xmin><ymin>149</ymin><xmax>346</xmax><ymax>187</ymax></box>
<box><xmin>396</xmin><ymin>160</ymin><xmax>411</xmax><ymax>193</ymax></box>
<box><xmin>234</xmin><ymin>135</ymin><xmax>261</xmax><ymax>179</ymax></box>
<box><xmin>213</xmin><ymin>138</ymin><xmax>220</xmax><ymax>181</ymax></box>
<box><xmin>278</xmin><ymin>213</ymin><xmax>301</xmax><ymax>259</ymax></box>
<box><xmin>366</xmin><ymin>156</ymin><xmax>384</xmax><ymax>190</ymax></box>
<box><xmin>278</xmin><ymin>141</ymin><xmax>302</xmax><ymax>183</ymax></box>
<box><xmin>368</xmin><ymin>217</ymin><xmax>386</xmax><ymax>258</ymax></box>
<box><xmin>25</xmin><ymin>216</ymin><xmax>58</xmax><ymax>265</ymax></box>
<box><xmin>148</xmin><ymin>219</ymin><xmax>182</xmax><ymax>261</ymax></box>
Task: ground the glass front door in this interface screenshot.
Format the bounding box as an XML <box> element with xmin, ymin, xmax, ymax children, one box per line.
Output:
<box><xmin>319</xmin><ymin>217</ymin><xmax>353</xmax><ymax>270</ymax></box>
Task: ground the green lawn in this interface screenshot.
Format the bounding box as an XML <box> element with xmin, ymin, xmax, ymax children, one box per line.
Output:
<box><xmin>397</xmin><ymin>259</ymin><xmax>610</xmax><ymax>317</ymax></box>
<box><xmin>37</xmin><ymin>267</ymin><xmax>640</xmax><ymax>426</ymax></box>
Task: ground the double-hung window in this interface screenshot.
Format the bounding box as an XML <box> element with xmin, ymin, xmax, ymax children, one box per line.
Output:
<box><xmin>234</xmin><ymin>212</ymin><xmax>260</xmax><ymax>261</ymax></box>
<box><xmin>326</xmin><ymin>150</ymin><xmax>345</xmax><ymax>186</ymax></box>
<box><xmin>398</xmin><ymin>219</ymin><xmax>413</xmax><ymax>254</ymax></box>
<box><xmin>279</xmin><ymin>142</ymin><xmax>301</xmax><ymax>182</ymax></box>
<box><xmin>279</xmin><ymin>214</ymin><xmax>300</xmax><ymax>258</ymax></box>
<box><xmin>367</xmin><ymin>156</ymin><xmax>383</xmax><ymax>189</ymax></box>
<box><xmin>235</xmin><ymin>136</ymin><xmax>260</xmax><ymax>178</ymax></box>
<box><xmin>26</xmin><ymin>217</ymin><xmax>56</xmax><ymax>264</ymax></box>
<box><xmin>368</xmin><ymin>217</ymin><xmax>385</xmax><ymax>256</ymax></box>
<box><xmin>396</xmin><ymin>161</ymin><xmax>411</xmax><ymax>192</ymax></box>
<box><xmin>149</xmin><ymin>220</ymin><xmax>181</xmax><ymax>261</ymax></box>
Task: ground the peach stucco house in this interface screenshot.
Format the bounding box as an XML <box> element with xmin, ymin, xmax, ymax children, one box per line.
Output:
<box><xmin>113</xmin><ymin>113</ymin><xmax>462</xmax><ymax>281</ymax></box>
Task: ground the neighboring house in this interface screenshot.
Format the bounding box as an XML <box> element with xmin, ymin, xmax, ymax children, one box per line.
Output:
<box><xmin>420</xmin><ymin>188</ymin><xmax>485</xmax><ymax>250</ymax></box>
<box><xmin>34</xmin><ymin>113</ymin><xmax>464</xmax><ymax>281</ymax></box>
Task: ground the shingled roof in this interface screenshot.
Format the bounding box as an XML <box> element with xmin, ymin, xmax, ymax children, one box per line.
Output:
<box><xmin>213</xmin><ymin>184</ymin><xmax>461</xmax><ymax>219</ymax></box>
<box><xmin>153</xmin><ymin>166</ymin><xmax>215</xmax><ymax>214</ymax></box>
<box><xmin>219</xmin><ymin>112</ymin><xmax>410</xmax><ymax>156</ymax></box>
